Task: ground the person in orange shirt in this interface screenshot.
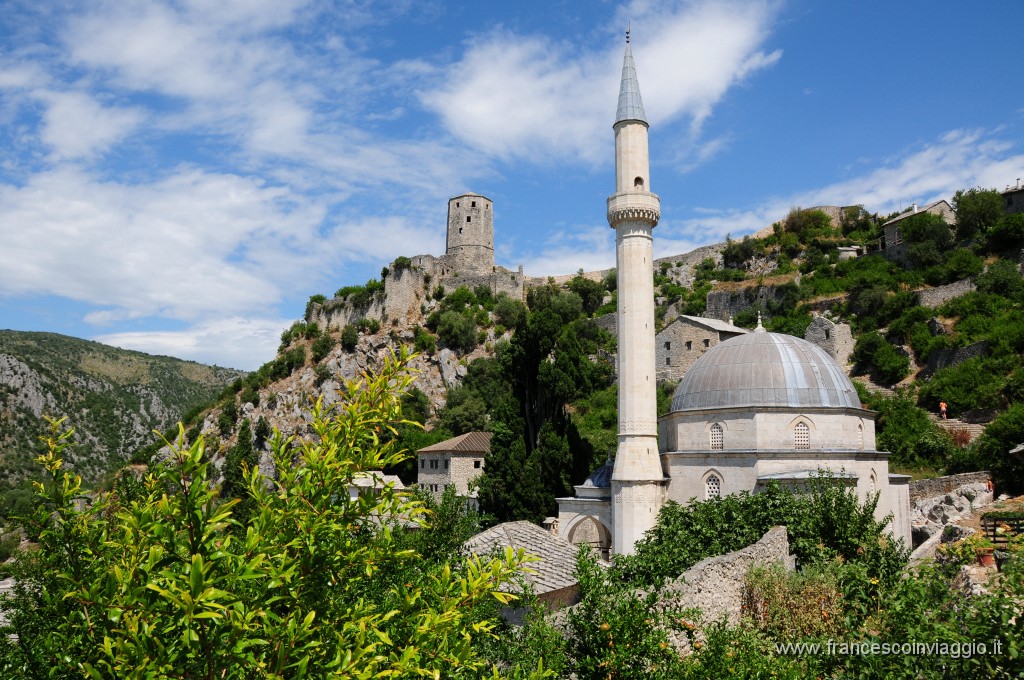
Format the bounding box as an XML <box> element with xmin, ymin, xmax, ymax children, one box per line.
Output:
<box><xmin>939</xmin><ymin>401</ymin><xmax>947</xmax><ymax>420</ymax></box>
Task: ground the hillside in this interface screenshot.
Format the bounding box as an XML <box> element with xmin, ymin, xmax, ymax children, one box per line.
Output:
<box><xmin>0</xmin><ymin>331</ymin><xmax>244</xmax><ymax>489</ymax></box>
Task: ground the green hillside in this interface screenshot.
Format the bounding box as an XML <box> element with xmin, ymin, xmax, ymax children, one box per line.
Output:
<box><xmin>0</xmin><ymin>331</ymin><xmax>244</xmax><ymax>493</ymax></box>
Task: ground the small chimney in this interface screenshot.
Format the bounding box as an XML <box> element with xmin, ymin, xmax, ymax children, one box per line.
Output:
<box><xmin>911</xmin><ymin>203</ymin><xmax>918</xmax><ymax>214</ymax></box>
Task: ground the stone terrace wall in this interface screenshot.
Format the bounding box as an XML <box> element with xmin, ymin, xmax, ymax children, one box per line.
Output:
<box><xmin>916</xmin><ymin>279</ymin><xmax>976</xmax><ymax>309</ymax></box>
<box><xmin>658</xmin><ymin>526</ymin><xmax>792</xmax><ymax>628</ymax></box>
<box><xmin>920</xmin><ymin>341</ymin><xmax>989</xmax><ymax>380</ymax></box>
<box><xmin>910</xmin><ymin>471</ymin><xmax>992</xmax><ymax>505</ymax></box>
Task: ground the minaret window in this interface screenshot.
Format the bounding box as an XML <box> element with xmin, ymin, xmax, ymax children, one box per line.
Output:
<box><xmin>634</xmin><ymin>177</ymin><xmax>644</xmax><ymax>188</ymax></box>
<box><xmin>710</xmin><ymin>423</ymin><xmax>724</xmax><ymax>450</ymax></box>
<box><xmin>795</xmin><ymin>422</ymin><xmax>810</xmax><ymax>450</ymax></box>
<box><xmin>706</xmin><ymin>475</ymin><xmax>721</xmax><ymax>499</ymax></box>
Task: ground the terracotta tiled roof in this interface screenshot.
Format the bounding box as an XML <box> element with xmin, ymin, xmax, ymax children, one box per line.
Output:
<box><xmin>417</xmin><ymin>431</ymin><xmax>491</xmax><ymax>454</ymax></box>
<box><xmin>464</xmin><ymin>521</ymin><xmax>581</xmax><ymax>595</ymax></box>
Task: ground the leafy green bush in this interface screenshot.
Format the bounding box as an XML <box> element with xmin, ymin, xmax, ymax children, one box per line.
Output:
<box><xmin>494</xmin><ymin>294</ymin><xmax>527</xmax><ymax>329</ymax></box>
<box><xmin>618</xmin><ymin>476</ymin><xmax>907</xmax><ymax>588</ymax></box>
<box><xmin>340</xmin><ymin>324</ymin><xmax>358</xmax><ymax>352</ymax></box>
<box><xmin>953</xmin><ymin>187</ymin><xmax>1004</xmax><ymax>240</ymax></box>
<box><xmin>413</xmin><ymin>326</ymin><xmax>436</xmax><ymax>355</ymax></box>
<box><xmin>436</xmin><ymin>310</ymin><xmax>477</xmax><ymax>354</ymax></box>
<box><xmin>851</xmin><ymin>332</ymin><xmax>910</xmax><ymax>385</ymax></box>
<box><xmin>986</xmin><ymin>213</ymin><xmax>1024</xmax><ymax>253</ymax></box>
<box><xmin>0</xmin><ymin>361</ymin><xmax>534</xmax><ymax>678</ymax></box>
<box><xmin>304</xmin><ymin>294</ymin><xmax>326</xmax><ymax>318</ymax></box>
<box><xmin>311</xmin><ymin>333</ymin><xmax>334</xmax><ymax>362</ymax></box>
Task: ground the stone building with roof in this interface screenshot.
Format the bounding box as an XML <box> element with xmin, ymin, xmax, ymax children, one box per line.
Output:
<box><xmin>416</xmin><ymin>431</ymin><xmax>490</xmax><ymax>502</ymax></box>
<box><xmin>1003</xmin><ymin>181</ymin><xmax>1024</xmax><ymax>216</ymax></box>
<box><xmin>463</xmin><ymin>521</ymin><xmax>587</xmax><ymax>610</ymax></box>
<box><xmin>655</xmin><ymin>315</ymin><xmax>749</xmax><ymax>382</ymax></box>
<box><xmin>557</xmin><ymin>320</ymin><xmax>912</xmax><ymax>555</ymax></box>
<box><xmin>880</xmin><ymin>199</ymin><xmax>954</xmax><ymax>264</ymax></box>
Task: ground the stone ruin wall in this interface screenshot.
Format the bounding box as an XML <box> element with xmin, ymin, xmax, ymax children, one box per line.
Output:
<box><xmin>656</xmin><ymin>526</ymin><xmax>793</xmax><ymax>653</ymax></box>
<box><xmin>920</xmin><ymin>341</ymin><xmax>989</xmax><ymax>380</ymax></box>
<box><xmin>704</xmin><ymin>281</ymin><xmax>793</xmax><ymax>323</ymax></box>
<box><xmin>916</xmin><ymin>279</ymin><xmax>977</xmax><ymax>309</ymax></box>
<box><xmin>803</xmin><ymin>316</ymin><xmax>856</xmax><ymax>367</ymax></box>
<box><xmin>909</xmin><ymin>471</ymin><xmax>992</xmax><ymax>505</ymax></box>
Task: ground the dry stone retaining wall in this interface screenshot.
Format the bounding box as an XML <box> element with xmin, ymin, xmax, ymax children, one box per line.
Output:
<box><xmin>658</xmin><ymin>526</ymin><xmax>792</xmax><ymax>629</ymax></box>
<box><xmin>916</xmin><ymin>279</ymin><xmax>976</xmax><ymax>309</ymax></box>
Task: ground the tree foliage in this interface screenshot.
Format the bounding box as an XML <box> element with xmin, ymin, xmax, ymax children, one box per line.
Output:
<box><xmin>953</xmin><ymin>187</ymin><xmax>1004</xmax><ymax>240</ymax></box>
<box><xmin>0</xmin><ymin>356</ymin><xmax>541</xmax><ymax>679</ymax></box>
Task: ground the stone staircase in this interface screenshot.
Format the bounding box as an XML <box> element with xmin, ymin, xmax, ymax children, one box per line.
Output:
<box><xmin>928</xmin><ymin>414</ymin><xmax>987</xmax><ymax>442</ymax></box>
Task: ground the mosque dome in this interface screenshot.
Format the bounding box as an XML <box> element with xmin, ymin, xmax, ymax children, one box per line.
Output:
<box><xmin>670</xmin><ymin>329</ymin><xmax>861</xmax><ymax>412</ymax></box>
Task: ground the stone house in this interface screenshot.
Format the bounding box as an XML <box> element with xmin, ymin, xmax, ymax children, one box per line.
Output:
<box><xmin>803</xmin><ymin>315</ymin><xmax>855</xmax><ymax>367</ymax></box>
<box><xmin>655</xmin><ymin>315</ymin><xmax>748</xmax><ymax>382</ymax></box>
<box><xmin>1003</xmin><ymin>181</ymin><xmax>1024</xmax><ymax>216</ymax></box>
<box><xmin>881</xmin><ymin>199</ymin><xmax>955</xmax><ymax>263</ymax></box>
<box><xmin>416</xmin><ymin>431</ymin><xmax>490</xmax><ymax>503</ymax></box>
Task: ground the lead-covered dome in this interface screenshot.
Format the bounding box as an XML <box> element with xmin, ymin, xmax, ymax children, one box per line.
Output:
<box><xmin>670</xmin><ymin>330</ymin><xmax>861</xmax><ymax>412</ymax></box>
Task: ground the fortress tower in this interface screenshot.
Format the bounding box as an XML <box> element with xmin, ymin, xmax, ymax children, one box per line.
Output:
<box><xmin>608</xmin><ymin>34</ymin><xmax>665</xmax><ymax>555</ymax></box>
<box><xmin>445</xmin><ymin>193</ymin><xmax>495</xmax><ymax>274</ymax></box>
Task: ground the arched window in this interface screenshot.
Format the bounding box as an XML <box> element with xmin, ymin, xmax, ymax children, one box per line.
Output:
<box><xmin>794</xmin><ymin>422</ymin><xmax>810</xmax><ymax>450</ymax></box>
<box><xmin>858</xmin><ymin>423</ymin><xmax>864</xmax><ymax>450</ymax></box>
<box><xmin>710</xmin><ymin>423</ymin><xmax>724</xmax><ymax>450</ymax></box>
<box><xmin>634</xmin><ymin>176</ymin><xmax>644</xmax><ymax>189</ymax></box>
<box><xmin>706</xmin><ymin>474</ymin><xmax>721</xmax><ymax>499</ymax></box>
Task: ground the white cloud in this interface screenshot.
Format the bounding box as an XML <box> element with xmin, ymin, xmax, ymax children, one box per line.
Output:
<box><xmin>663</xmin><ymin>128</ymin><xmax>1024</xmax><ymax>248</ymax></box>
<box><xmin>0</xmin><ymin>167</ymin><xmax>320</xmax><ymax>320</ymax></box>
<box><xmin>519</xmin><ymin>225</ymin><xmax>616</xmax><ymax>276</ymax></box>
<box><xmin>421</xmin><ymin>0</ymin><xmax>782</xmax><ymax>165</ymax></box>
<box><xmin>94</xmin><ymin>316</ymin><xmax>289</xmax><ymax>370</ymax></box>
<box><xmin>37</xmin><ymin>90</ymin><xmax>144</xmax><ymax>159</ymax></box>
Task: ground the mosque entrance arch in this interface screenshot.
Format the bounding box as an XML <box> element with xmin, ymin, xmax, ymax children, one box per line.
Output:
<box><xmin>566</xmin><ymin>515</ymin><xmax>613</xmax><ymax>559</ymax></box>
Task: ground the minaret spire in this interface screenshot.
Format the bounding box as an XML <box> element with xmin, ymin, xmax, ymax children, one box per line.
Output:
<box><xmin>615</xmin><ymin>30</ymin><xmax>647</xmax><ymax>125</ymax></box>
<box><xmin>608</xmin><ymin>33</ymin><xmax>664</xmax><ymax>556</ymax></box>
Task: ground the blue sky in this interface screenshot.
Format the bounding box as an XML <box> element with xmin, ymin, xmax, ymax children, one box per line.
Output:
<box><xmin>1</xmin><ymin>0</ymin><xmax>1022</xmax><ymax>370</ymax></box>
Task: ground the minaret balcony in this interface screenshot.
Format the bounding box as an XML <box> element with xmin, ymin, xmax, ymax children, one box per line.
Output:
<box><xmin>607</xmin><ymin>191</ymin><xmax>661</xmax><ymax>227</ymax></box>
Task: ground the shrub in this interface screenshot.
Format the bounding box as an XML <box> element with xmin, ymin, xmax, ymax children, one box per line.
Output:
<box><xmin>0</xmin><ymin>360</ymin><xmax>530</xmax><ymax>678</ymax></box>
<box><xmin>851</xmin><ymin>332</ymin><xmax>910</xmax><ymax>385</ymax></box>
<box><xmin>436</xmin><ymin>311</ymin><xmax>477</xmax><ymax>354</ymax></box>
<box><xmin>392</xmin><ymin>255</ymin><xmax>412</xmax><ymax>273</ymax></box>
<box><xmin>311</xmin><ymin>334</ymin><xmax>334</xmax><ymax>362</ymax></box>
<box><xmin>413</xmin><ymin>326</ymin><xmax>437</xmax><ymax>355</ymax></box>
<box><xmin>340</xmin><ymin>324</ymin><xmax>358</xmax><ymax>352</ymax></box>
<box><xmin>305</xmin><ymin>294</ymin><xmax>326</xmax><ymax>319</ymax></box>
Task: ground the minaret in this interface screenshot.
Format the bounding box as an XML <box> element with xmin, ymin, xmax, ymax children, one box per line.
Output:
<box><xmin>608</xmin><ymin>31</ymin><xmax>664</xmax><ymax>556</ymax></box>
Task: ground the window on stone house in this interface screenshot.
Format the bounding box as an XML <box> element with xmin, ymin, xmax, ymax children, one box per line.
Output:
<box><xmin>474</xmin><ymin>460</ymin><xmax>481</xmax><ymax>468</ymax></box>
<box><xmin>466</xmin><ymin>216</ymin><xmax>471</xmax><ymax>223</ymax></box>
<box><xmin>664</xmin><ymin>341</ymin><xmax>671</xmax><ymax>350</ymax></box>
<box><xmin>794</xmin><ymin>422</ymin><xmax>810</xmax><ymax>450</ymax></box>
<box><xmin>471</xmin><ymin>201</ymin><xmax>476</xmax><ymax>207</ymax></box>
<box><xmin>825</xmin><ymin>330</ymin><xmax>831</xmax><ymax>340</ymax></box>
<box><xmin>420</xmin><ymin>460</ymin><xmax>424</xmax><ymax>469</ymax></box>
<box><xmin>456</xmin><ymin>202</ymin><xmax>460</xmax><ymax>207</ymax></box>
<box><xmin>666</xmin><ymin>357</ymin><xmax>671</xmax><ymax>365</ymax></box>
<box><xmin>444</xmin><ymin>460</ymin><xmax>449</xmax><ymax>470</ymax></box>
<box><xmin>706</xmin><ymin>474</ymin><xmax>721</xmax><ymax>499</ymax></box>
<box><xmin>685</xmin><ymin>341</ymin><xmax>692</xmax><ymax>350</ymax></box>
<box><xmin>710</xmin><ymin>423</ymin><xmax>724</xmax><ymax>450</ymax></box>
<box><xmin>703</xmin><ymin>338</ymin><xmax>710</xmax><ymax>348</ymax></box>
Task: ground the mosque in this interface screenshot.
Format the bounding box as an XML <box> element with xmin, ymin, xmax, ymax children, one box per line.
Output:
<box><xmin>554</xmin><ymin>36</ymin><xmax>912</xmax><ymax>556</ymax></box>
